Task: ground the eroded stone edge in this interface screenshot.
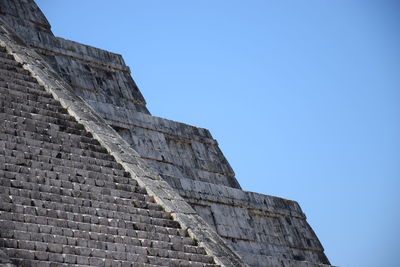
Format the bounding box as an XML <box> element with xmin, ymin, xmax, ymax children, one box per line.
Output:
<box><xmin>0</xmin><ymin>20</ymin><xmax>248</xmax><ymax>267</ymax></box>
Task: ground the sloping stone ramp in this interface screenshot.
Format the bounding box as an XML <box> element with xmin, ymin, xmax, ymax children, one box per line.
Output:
<box><xmin>0</xmin><ymin>45</ymin><xmax>224</xmax><ymax>267</ymax></box>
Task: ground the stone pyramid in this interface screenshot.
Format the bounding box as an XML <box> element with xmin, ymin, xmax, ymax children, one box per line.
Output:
<box><xmin>0</xmin><ymin>1</ymin><xmax>333</xmax><ymax>266</ymax></box>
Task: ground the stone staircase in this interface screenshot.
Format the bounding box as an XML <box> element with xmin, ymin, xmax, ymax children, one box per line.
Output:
<box><xmin>0</xmin><ymin>45</ymin><xmax>220</xmax><ymax>267</ymax></box>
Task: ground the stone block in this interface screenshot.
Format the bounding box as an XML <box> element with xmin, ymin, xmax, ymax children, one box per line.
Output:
<box><xmin>34</xmin><ymin>251</ymin><xmax>49</xmax><ymax>261</ymax></box>
<box><xmin>14</xmin><ymin>249</ymin><xmax>35</xmax><ymax>260</ymax></box>
<box><xmin>17</xmin><ymin>240</ymin><xmax>35</xmax><ymax>250</ymax></box>
<box><xmin>89</xmin><ymin>257</ymin><xmax>105</xmax><ymax>266</ymax></box>
<box><xmin>76</xmin><ymin>255</ymin><xmax>89</xmax><ymax>265</ymax></box>
<box><xmin>63</xmin><ymin>254</ymin><xmax>76</xmax><ymax>264</ymax></box>
<box><xmin>47</xmin><ymin>244</ymin><xmax>63</xmax><ymax>254</ymax></box>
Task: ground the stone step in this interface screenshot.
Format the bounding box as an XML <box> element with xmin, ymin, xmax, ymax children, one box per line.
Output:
<box><xmin>7</xmin><ymin>256</ymin><xmax>164</xmax><ymax>267</ymax></box>
<box><xmin>0</xmin><ymin>186</ymin><xmax>180</xmax><ymax>228</ymax></box>
<box><xmin>1</xmin><ymin>112</ymin><xmax>90</xmax><ymax>141</ymax></box>
<box><xmin>0</xmin><ymin>68</ymin><xmax>38</xmax><ymax>84</ymax></box>
<box><xmin>0</xmin><ymin>87</ymin><xmax>67</xmax><ymax>113</ymax></box>
<box><xmin>0</xmin><ymin>81</ymin><xmax>52</xmax><ymax>98</ymax></box>
<box><xmin>0</xmin><ymin>174</ymin><xmax>163</xmax><ymax>214</ymax></box>
<box><xmin>0</xmin><ymin>108</ymin><xmax>75</xmax><ymax>136</ymax></box>
<box><xmin>0</xmin><ymin>61</ymin><xmax>36</xmax><ymax>81</ymax></box>
<box><xmin>1</xmin><ymin>233</ymin><xmax>214</xmax><ymax>264</ymax></box>
<box><xmin>0</xmin><ymin>211</ymin><xmax>195</xmax><ymax>247</ymax></box>
<box><xmin>4</xmin><ymin>247</ymin><xmax>211</xmax><ymax>267</ymax></box>
<box><xmin>5</xmin><ymin>183</ymin><xmax>129</xmax><ymax>211</ymax></box>
<box><xmin>0</xmin><ymin>180</ymin><xmax>168</xmax><ymax>222</ymax></box>
<box><xmin>0</xmin><ymin>132</ymin><xmax>116</xmax><ymax>162</ymax></box>
<box><xmin>0</xmin><ymin>122</ymin><xmax>108</xmax><ymax>154</ymax></box>
<box><xmin>8</xmin><ymin>258</ymin><xmax>165</xmax><ymax>267</ymax></box>
<box><xmin>0</xmin><ymin>164</ymin><xmax>132</xmax><ymax>196</ymax></box>
<box><xmin>0</xmin><ymin>50</ymin><xmax>15</xmax><ymax>60</ymax></box>
<box><xmin>0</xmin><ymin>54</ymin><xmax>24</xmax><ymax>68</ymax></box>
<box><xmin>1</xmin><ymin>143</ymin><xmax>123</xmax><ymax>172</ymax></box>
<box><xmin>0</xmin><ymin>207</ymin><xmax>187</xmax><ymax>243</ymax></box>
<box><xmin>0</xmin><ymin>220</ymin><xmax>204</xmax><ymax>255</ymax></box>
<box><xmin>1</xmin><ymin>226</ymin><xmax>212</xmax><ymax>262</ymax></box>
<box><xmin>0</xmin><ymin>74</ymin><xmax>50</xmax><ymax>93</ymax></box>
<box><xmin>0</xmin><ymin>85</ymin><xmax>70</xmax><ymax>112</ymax></box>
<box><xmin>0</xmin><ymin>193</ymin><xmax>177</xmax><ymax>230</ymax></box>
<box><xmin>0</xmin><ymin>177</ymin><xmax>160</xmax><ymax>215</ymax></box>
<box><xmin>1</xmin><ymin>99</ymin><xmax>79</xmax><ymax>124</ymax></box>
<box><xmin>1</xmin><ymin>140</ymin><xmax>122</xmax><ymax>168</ymax></box>
<box><xmin>0</xmin><ymin>160</ymin><xmax>148</xmax><ymax>201</ymax></box>
<box><xmin>0</xmin><ymin>59</ymin><xmax>31</xmax><ymax>76</ymax></box>
<box><xmin>0</xmin><ymin>160</ymin><xmax>140</xmax><ymax>194</ymax></box>
<box><xmin>0</xmin><ymin>148</ymin><xmax>124</xmax><ymax>178</ymax></box>
<box><xmin>1</xmin><ymin>151</ymin><xmax>124</xmax><ymax>179</ymax></box>
<box><xmin>4</xmin><ymin>247</ymin><xmax>218</xmax><ymax>267</ymax></box>
<box><xmin>0</xmin><ymin>173</ymin><xmax>161</xmax><ymax>212</ymax></box>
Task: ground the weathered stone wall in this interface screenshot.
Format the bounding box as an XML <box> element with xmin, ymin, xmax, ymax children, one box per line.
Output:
<box><xmin>0</xmin><ymin>0</ymin><xmax>149</xmax><ymax>114</ymax></box>
<box><xmin>0</xmin><ymin>15</ymin><xmax>246</xmax><ymax>266</ymax></box>
<box><xmin>76</xmin><ymin>92</ymin><xmax>331</xmax><ymax>266</ymax></box>
<box><xmin>173</xmin><ymin>178</ymin><xmax>331</xmax><ymax>266</ymax></box>
<box><xmin>0</xmin><ymin>0</ymin><xmax>333</xmax><ymax>266</ymax></box>
<box><xmin>0</xmin><ymin>44</ymin><xmax>231</xmax><ymax>266</ymax></box>
<box><xmin>35</xmin><ymin>37</ymin><xmax>150</xmax><ymax>114</ymax></box>
<box><xmin>90</xmin><ymin>103</ymin><xmax>241</xmax><ymax>189</ymax></box>
<box><xmin>26</xmin><ymin>38</ymin><xmax>241</xmax><ymax>190</ymax></box>
<box><xmin>1</xmin><ymin>0</ymin><xmax>241</xmax><ymax>190</ymax></box>
<box><xmin>51</xmin><ymin>41</ymin><xmax>331</xmax><ymax>266</ymax></box>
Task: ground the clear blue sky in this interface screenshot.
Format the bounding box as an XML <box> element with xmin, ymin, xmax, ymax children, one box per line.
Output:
<box><xmin>35</xmin><ymin>1</ymin><xmax>400</xmax><ymax>266</ymax></box>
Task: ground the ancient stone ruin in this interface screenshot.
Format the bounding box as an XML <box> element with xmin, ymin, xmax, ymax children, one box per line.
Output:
<box><xmin>0</xmin><ymin>1</ymin><xmax>333</xmax><ymax>266</ymax></box>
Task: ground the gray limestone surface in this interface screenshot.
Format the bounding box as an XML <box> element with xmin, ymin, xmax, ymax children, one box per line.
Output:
<box><xmin>0</xmin><ymin>0</ymin><xmax>334</xmax><ymax>266</ymax></box>
<box><xmin>0</xmin><ymin>10</ymin><xmax>246</xmax><ymax>267</ymax></box>
<box><xmin>0</xmin><ymin>35</ymin><xmax>245</xmax><ymax>267</ymax></box>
